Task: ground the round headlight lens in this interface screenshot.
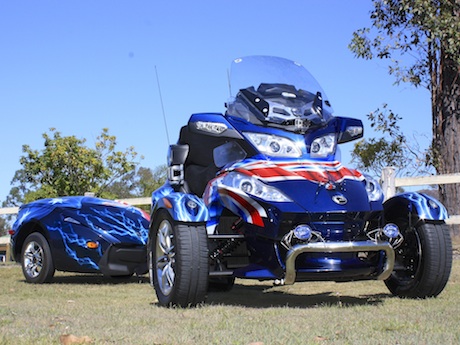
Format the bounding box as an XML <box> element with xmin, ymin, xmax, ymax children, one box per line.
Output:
<box><xmin>269</xmin><ymin>141</ymin><xmax>281</xmax><ymax>153</ymax></box>
<box><xmin>241</xmin><ymin>180</ymin><xmax>253</xmax><ymax>193</ymax></box>
<box><xmin>311</xmin><ymin>142</ymin><xmax>320</xmax><ymax>153</ymax></box>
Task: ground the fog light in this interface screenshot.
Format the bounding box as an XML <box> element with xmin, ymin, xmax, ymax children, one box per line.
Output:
<box><xmin>293</xmin><ymin>225</ymin><xmax>312</xmax><ymax>240</ymax></box>
<box><xmin>383</xmin><ymin>223</ymin><xmax>400</xmax><ymax>239</ymax></box>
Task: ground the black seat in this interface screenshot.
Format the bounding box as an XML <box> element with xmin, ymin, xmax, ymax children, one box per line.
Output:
<box><xmin>178</xmin><ymin>125</ymin><xmax>225</xmax><ymax>196</ymax></box>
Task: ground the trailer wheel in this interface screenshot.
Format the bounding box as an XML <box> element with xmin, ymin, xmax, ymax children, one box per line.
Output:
<box><xmin>149</xmin><ymin>210</ymin><xmax>208</xmax><ymax>307</ymax></box>
<box><xmin>21</xmin><ymin>232</ymin><xmax>55</xmax><ymax>283</ymax></box>
<box><xmin>385</xmin><ymin>221</ymin><xmax>452</xmax><ymax>298</ymax></box>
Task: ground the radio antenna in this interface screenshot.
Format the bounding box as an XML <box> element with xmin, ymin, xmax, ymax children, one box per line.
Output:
<box><xmin>227</xmin><ymin>68</ymin><xmax>232</xmax><ymax>98</ymax></box>
<box><xmin>155</xmin><ymin>65</ymin><xmax>171</xmax><ymax>145</ymax></box>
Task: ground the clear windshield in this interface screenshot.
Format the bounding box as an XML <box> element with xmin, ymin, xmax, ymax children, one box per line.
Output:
<box><xmin>229</xmin><ymin>56</ymin><xmax>333</xmax><ymax>114</ymax></box>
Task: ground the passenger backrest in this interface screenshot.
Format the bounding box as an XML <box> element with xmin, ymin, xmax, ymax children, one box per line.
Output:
<box><xmin>178</xmin><ymin>125</ymin><xmax>227</xmax><ymax>196</ymax></box>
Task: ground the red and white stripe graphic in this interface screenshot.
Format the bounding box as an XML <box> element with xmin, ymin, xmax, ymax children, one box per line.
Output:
<box><xmin>217</xmin><ymin>186</ymin><xmax>267</xmax><ymax>227</ymax></box>
<box><xmin>234</xmin><ymin>160</ymin><xmax>363</xmax><ymax>184</ymax></box>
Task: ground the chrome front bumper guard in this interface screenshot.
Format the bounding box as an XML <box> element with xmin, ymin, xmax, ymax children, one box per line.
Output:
<box><xmin>284</xmin><ymin>240</ymin><xmax>395</xmax><ymax>285</ymax></box>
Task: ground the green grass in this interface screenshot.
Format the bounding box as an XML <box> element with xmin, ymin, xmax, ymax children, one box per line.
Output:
<box><xmin>0</xmin><ymin>259</ymin><xmax>459</xmax><ymax>345</ymax></box>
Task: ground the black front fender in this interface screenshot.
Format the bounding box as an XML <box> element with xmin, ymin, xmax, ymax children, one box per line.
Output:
<box><xmin>383</xmin><ymin>192</ymin><xmax>448</xmax><ymax>224</ymax></box>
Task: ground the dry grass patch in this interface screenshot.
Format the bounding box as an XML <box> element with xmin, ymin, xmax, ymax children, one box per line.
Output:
<box><xmin>0</xmin><ymin>259</ymin><xmax>459</xmax><ymax>344</ymax></box>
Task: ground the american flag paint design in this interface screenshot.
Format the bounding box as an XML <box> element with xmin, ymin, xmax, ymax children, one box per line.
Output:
<box><xmin>233</xmin><ymin>160</ymin><xmax>364</xmax><ymax>184</ymax></box>
<box><xmin>206</xmin><ymin>160</ymin><xmax>364</xmax><ymax>227</ymax></box>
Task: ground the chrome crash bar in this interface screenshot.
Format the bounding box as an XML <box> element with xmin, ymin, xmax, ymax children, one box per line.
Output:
<box><xmin>284</xmin><ymin>240</ymin><xmax>395</xmax><ymax>285</ymax></box>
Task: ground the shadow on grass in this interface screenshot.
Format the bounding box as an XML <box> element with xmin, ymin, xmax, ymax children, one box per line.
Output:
<box><xmin>17</xmin><ymin>269</ymin><xmax>391</xmax><ymax>308</ymax></box>
<box><xmin>207</xmin><ymin>282</ymin><xmax>392</xmax><ymax>308</ymax></box>
<box><xmin>20</xmin><ymin>273</ymin><xmax>150</xmax><ymax>285</ymax></box>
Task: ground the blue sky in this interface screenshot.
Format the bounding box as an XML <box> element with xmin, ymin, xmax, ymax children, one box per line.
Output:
<box><xmin>0</xmin><ymin>0</ymin><xmax>432</xmax><ymax>202</ymax></box>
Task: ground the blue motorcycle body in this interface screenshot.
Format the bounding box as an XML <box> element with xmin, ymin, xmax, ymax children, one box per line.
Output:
<box><xmin>150</xmin><ymin>56</ymin><xmax>448</xmax><ymax>295</ymax></box>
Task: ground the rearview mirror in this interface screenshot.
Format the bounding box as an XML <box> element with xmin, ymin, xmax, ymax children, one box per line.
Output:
<box><xmin>167</xmin><ymin>144</ymin><xmax>189</xmax><ymax>166</ymax></box>
<box><xmin>336</xmin><ymin>117</ymin><xmax>364</xmax><ymax>144</ymax></box>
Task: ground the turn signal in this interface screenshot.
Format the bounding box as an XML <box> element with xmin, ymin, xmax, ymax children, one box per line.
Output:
<box><xmin>86</xmin><ymin>241</ymin><xmax>99</xmax><ymax>249</ymax></box>
<box><xmin>163</xmin><ymin>197</ymin><xmax>173</xmax><ymax>209</ymax></box>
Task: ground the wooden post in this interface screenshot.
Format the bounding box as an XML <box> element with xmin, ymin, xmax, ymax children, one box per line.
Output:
<box><xmin>0</xmin><ymin>241</ymin><xmax>11</xmax><ymax>262</ymax></box>
<box><xmin>6</xmin><ymin>242</ymin><xmax>11</xmax><ymax>262</ymax></box>
<box><xmin>381</xmin><ymin>167</ymin><xmax>396</xmax><ymax>201</ymax></box>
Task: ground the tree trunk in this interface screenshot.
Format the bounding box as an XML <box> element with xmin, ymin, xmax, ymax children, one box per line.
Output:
<box><xmin>433</xmin><ymin>52</ymin><xmax>460</xmax><ymax>234</ymax></box>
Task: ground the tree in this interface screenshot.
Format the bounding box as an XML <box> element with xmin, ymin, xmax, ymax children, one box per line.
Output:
<box><xmin>353</xmin><ymin>104</ymin><xmax>408</xmax><ymax>176</ymax></box>
<box><xmin>134</xmin><ymin>165</ymin><xmax>167</xmax><ymax>197</ymax></box>
<box><xmin>6</xmin><ymin>128</ymin><xmax>140</xmax><ymax>205</ymax></box>
<box><xmin>349</xmin><ymin>0</ymin><xmax>460</xmax><ymax>218</ymax></box>
<box><xmin>104</xmin><ymin>165</ymin><xmax>167</xmax><ymax>198</ymax></box>
<box><xmin>352</xmin><ymin>103</ymin><xmax>432</xmax><ymax>178</ymax></box>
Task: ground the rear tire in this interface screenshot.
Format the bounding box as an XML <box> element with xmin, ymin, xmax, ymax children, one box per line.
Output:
<box><xmin>21</xmin><ymin>233</ymin><xmax>55</xmax><ymax>283</ymax></box>
<box><xmin>385</xmin><ymin>221</ymin><xmax>452</xmax><ymax>298</ymax></box>
<box><xmin>149</xmin><ymin>210</ymin><xmax>209</xmax><ymax>307</ymax></box>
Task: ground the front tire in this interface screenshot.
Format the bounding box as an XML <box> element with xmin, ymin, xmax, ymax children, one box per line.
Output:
<box><xmin>21</xmin><ymin>232</ymin><xmax>55</xmax><ymax>283</ymax></box>
<box><xmin>385</xmin><ymin>221</ymin><xmax>452</xmax><ymax>298</ymax></box>
<box><xmin>149</xmin><ymin>210</ymin><xmax>209</xmax><ymax>307</ymax></box>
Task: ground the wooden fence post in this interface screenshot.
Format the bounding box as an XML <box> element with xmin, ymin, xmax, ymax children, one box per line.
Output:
<box><xmin>381</xmin><ymin>167</ymin><xmax>396</xmax><ymax>201</ymax></box>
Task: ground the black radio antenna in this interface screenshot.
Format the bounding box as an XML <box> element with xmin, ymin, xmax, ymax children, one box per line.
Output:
<box><xmin>155</xmin><ymin>65</ymin><xmax>171</xmax><ymax>145</ymax></box>
<box><xmin>227</xmin><ymin>68</ymin><xmax>232</xmax><ymax>98</ymax></box>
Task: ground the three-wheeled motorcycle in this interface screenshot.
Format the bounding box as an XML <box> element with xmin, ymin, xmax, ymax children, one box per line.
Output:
<box><xmin>148</xmin><ymin>56</ymin><xmax>452</xmax><ymax>307</ymax></box>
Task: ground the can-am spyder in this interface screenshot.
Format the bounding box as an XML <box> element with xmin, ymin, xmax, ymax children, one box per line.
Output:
<box><xmin>149</xmin><ymin>56</ymin><xmax>452</xmax><ymax>307</ymax></box>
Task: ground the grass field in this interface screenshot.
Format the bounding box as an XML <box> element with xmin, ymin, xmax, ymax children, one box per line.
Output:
<box><xmin>1</xmin><ymin>255</ymin><xmax>459</xmax><ymax>344</ymax></box>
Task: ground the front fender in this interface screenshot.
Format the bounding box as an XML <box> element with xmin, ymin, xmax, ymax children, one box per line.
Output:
<box><xmin>384</xmin><ymin>192</ymin><xmax>448</xmax><ymax>222</ymax></box>
<box><xmin>151</xmin><ymin>186</ymin><xmax>209</xmax><ymax>223</ymax></box>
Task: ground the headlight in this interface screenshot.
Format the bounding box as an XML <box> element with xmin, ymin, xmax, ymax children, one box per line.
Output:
<box><xmin>364</xmin><ymin>174</ymin><xmax>383</xmax><ymax>202</ymax></box>
<box><xmin>244</xmin><ymin>132</ymin><xmax>302</xmax><ymax>158</ymax></box>
<box><xmin>310</xmin><ymin>134</ymin><xmax>336</xmax><ymax>158</ymax></box>
<box><xmin>222</xmin><ymin>172</ymin><xmax>292</xmax><ymax>202</ymax></box>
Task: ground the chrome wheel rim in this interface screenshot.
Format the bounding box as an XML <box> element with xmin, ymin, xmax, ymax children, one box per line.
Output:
<box><xmin>155</xmin><ymin>220</ymin><xmax>175</xmax><ymax>296</ymax></box>
<box><xmin>23</xmin><ymin>241</ymin><xmax>44</xmax><ymax>278</ymax></box>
